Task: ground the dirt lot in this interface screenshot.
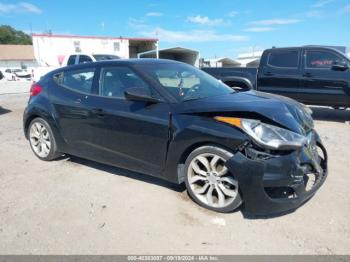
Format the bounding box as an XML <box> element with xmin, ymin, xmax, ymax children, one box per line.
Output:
<box><xmin>0</xmin><ymin>82</ymin><xmax>350</xmax><ymax>255</ymax></box>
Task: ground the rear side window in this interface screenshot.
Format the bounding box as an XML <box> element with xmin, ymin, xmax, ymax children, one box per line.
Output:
<box><xmin>78</xmin><ymin>55</ymin><xmax>93</xmax><ymax>64</ymax></box>
<box><xmin>99</xmin><ymin>66</ymin><xmax>150</xmax><ymax>98</ymax></box>
<box><xmin>54</xmin><ymin>68</ymin><xmax>96</xmax><ymax>94</ymax></box>
<box><xmin>67</xmin><ymin>55</ymin><xmax>77</xmax><ymax>66</ymax></box>
<box><xmin>267</xmin><ymin>50</ymin><xmax>299</xmax><ymax>68</ymax></box>
<box><xmin>306</xmin><ymin>50</ymin><xmax>343</xmax><ymax>69</ymax></box>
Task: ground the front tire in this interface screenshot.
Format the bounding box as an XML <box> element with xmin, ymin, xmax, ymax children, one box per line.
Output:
<box><xmin>184</xmin><ymin>145</ymin><xmax>242</xmax><ymax>213</ymax></box>
<box><xmin>28</xmin><ymin>117</ymin><xmax>60</xmax><ymax>161</ymax></box>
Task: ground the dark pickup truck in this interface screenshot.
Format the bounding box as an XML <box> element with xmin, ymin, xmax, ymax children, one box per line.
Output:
<box><xmin>203</xmin><ymin>46</ymin><xmax>350</xmax><ymax>109</ymax></box>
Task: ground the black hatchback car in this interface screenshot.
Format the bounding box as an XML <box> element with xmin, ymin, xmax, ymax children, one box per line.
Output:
<box><xmin>23</xmin><ymin>59</ymin><xmax>328</xmax><ymax>215</ymax></box>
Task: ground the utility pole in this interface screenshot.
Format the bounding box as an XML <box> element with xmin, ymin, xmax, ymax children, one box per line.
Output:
<box><xmin>155</xmin><ymin>29</ymin><xmax>159</xmax><ymax>59</ymax></box>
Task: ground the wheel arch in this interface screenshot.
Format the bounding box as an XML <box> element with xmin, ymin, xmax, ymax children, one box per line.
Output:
<box><xmin>162</xmin><ymin>120</ymin><xmax>248</xmax><ymax>184</ymax></box>
<box><xmin>221</xmin><ymin>76</ymin><xmax>254</xmax><ymax>91</ymax></box>
<box><xmin>175</xmin><ymin>141</ymin><xmax>237</xmax><ymax>184</ymax></box>
<box><xmin>24</xmin><ymin>110</ymin><xmax>54</xmax><ymax>138</ymax></box>
<box><xmin>24</xmin><ymin>114</ymin><xmax>40</xmax><ymax>139</ymax></box>
<box><xmin>181</xmin><ymin>142</ymin><xmax>243</xmax><ymax>213</ymax></box>
<box><xmin>24</xmin><ymin>108</ymin><xmax>66</xmax><ymax>152</ymax></box>
<box><xmin>178</xmin><ymin>142</ymin><xmax>234</xmax><ymax>166</ymax></box>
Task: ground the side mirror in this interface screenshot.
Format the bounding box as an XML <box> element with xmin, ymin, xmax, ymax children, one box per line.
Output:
<box><xmin>124</xmin><ymin>87</ymin><xmax>161</xmax><ymax>103</ymax></box>
<box><xmin>332</xmin><ymin>61</ymin><xmax>348</xmax><ymax>71</ymax></box>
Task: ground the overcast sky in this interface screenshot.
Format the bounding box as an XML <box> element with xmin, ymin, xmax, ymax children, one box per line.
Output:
<box><xmin>1</xmin><ymin>0</ymin><xmax>350</xmax><ymax>58</ymax></box>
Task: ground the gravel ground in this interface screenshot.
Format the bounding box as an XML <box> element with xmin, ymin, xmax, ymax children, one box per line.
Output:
<box><xmin>0</xmin><ymin>82</ymin><xmax>350</xmax><ymax>255</ymax></box>
<box><xmin>0</xmin><ymin>81</ymin><xmax>32</xmax><ymax>95</ymax></box>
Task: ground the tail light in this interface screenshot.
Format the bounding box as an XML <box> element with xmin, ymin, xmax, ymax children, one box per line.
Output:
<box><xmin>30</xmin><ymin>83</ymin><xmax>42</xmax><ymax>97</ymax></box>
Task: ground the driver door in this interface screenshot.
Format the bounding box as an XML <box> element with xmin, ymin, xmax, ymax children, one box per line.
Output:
<box><xmin>300</xmin><ymin>48</ymin><xmax>350</xmax><ymax>106</ymax></box>
<box><xmin>83</xmin><ymin>65</ymin><xmax>171</xmax><ymax>175</ymax></box>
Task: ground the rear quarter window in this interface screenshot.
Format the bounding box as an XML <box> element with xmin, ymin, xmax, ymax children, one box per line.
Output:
<box><xmin>53</xmin><ymin>68</ymin><xmax>96</xmax><ymax>94</ymax></box>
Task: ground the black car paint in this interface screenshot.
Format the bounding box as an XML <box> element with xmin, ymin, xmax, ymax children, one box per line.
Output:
<box><xmin>24</xmin><ymin>59</ymin><xmax>328</xmax><ymax>215</ymax></box>
<box><xmin>203</xmin><ymin>46</ymin><xmax>350</xmax><ymax>108</ymax></box>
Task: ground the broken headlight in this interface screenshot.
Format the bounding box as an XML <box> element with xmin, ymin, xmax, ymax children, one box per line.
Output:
<box><xmin>215</xmin><ymin>117</ymin><xmax>307</xmax><ymax>150</ymax></box>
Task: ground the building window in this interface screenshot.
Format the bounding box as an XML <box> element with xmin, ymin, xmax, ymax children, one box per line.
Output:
<box><xmin>74</xmin><ymin>41</ymin><xmax>81</xmax><ymax>53</ymax></box>
<box><xmin>114</xmin><ymin>42</ymin><xmax>120</xmax><ymax>52</ymax></box>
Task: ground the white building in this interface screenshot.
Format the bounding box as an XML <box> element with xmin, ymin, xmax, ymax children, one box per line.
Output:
<box><xmin>201</xmin><ymin>57</ymin><xmax>241</xmax><ymax>68</ymax></box>
<box><xmin>0</xmin><ymin>45</ymin><xmax>38</xmax><ymax>71</ymax></box>
<box><xmin>32</xmin><ymin>34</ymin><xmax>158</xmax><ymax>66</ymax></box>
<box><xmin>236</xmin><ymin>50</ymin><xmax>263</xmax><ymax>68</ymax></box>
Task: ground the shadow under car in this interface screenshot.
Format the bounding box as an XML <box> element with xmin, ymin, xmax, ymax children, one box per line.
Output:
<box><xmin>0</xmin><ymin>106</ymin><xmax>11</xmax><ymax>116</ymax></box>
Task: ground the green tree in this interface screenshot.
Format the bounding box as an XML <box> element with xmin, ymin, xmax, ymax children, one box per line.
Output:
<box><xmin>0</xmin><ymin>25</ymin><xmax>32</xmax><ymax>45</ymax></box>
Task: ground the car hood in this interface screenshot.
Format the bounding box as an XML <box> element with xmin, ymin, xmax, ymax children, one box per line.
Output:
<box><xmin>177</xmin><ymin>91</ymin><xmax>314</xmax><ymax>134</ymax></box>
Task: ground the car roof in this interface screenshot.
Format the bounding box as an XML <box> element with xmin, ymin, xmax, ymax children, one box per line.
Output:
<box><xmin>82</xmin><ymin>58</ymin><xmax>182</xmax><ymax>66</ymax></box>
<box><xmin>98</xmin><ymin>58</ymin><xmax>183</xmax><ymax>65</ymax></box>
<box><xmin>48</xmin><ymin>58</ymin><xmax>185</xmax><ymax>76</ymax></box>
<box><xmin>264</xmin><ymin>46</ymin><xmax>343</xmax><ymax>52</ymax></box>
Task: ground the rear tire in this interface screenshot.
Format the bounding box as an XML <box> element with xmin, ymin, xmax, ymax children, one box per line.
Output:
<box><xmin>28</xmin><ymin>117</ymin><xmax>60</xmax><ymax>161</ymax></box>
<box><xmin>184</xmin><ymin>145</ymin><xmax>242</xmax><ymax>213</ymax></box>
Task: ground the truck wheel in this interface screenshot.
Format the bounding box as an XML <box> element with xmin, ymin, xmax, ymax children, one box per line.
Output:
<box><xmin>184</xmin><ymin>145</ymin><xmax>242</xmax><ymax>213</ymax></box>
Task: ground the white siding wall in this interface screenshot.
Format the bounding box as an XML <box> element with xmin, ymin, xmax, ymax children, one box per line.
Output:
<box><xmin>208</xmin><ymin>61</ymin><xmax>223</xmax><ymax>67</ymax></box>
<box><xmin>32</xmin><ymin>36</ymin><xmax>130</xmax><ymax>66</ymax></box>
<box><xmin>0</xmin><ymin>60</ymin><xmax>38</xmax><ymax>71</ymax></box>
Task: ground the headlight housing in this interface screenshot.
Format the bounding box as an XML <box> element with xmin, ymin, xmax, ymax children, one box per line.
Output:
<box><xmin>215</xmin><ymin>117</ymin><xmax>307</xmax><ymax>150</ymax></box>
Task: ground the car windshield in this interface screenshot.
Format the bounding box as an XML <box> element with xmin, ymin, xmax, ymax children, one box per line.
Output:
<box><xmin>135</xmin><ymin>62</ymin><xmax>234</xmax><ymax>101</ymax></box>
<box><xmin>93</xmin><ymin>54</ymin><xmax>120</xmax><ymax>61</ymax></box>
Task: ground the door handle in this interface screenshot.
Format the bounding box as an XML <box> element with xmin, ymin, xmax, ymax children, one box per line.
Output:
<box><xmin>303</xmin><ymin>72</ymin><xmax>313</xmax><ymax>78</ymax></box>
<box><xmin>264</xmin><ymin>72</ymin><xmax>274</xmax><ymax>76</ymax></box>
<box><xmin>74</xmin><ymin>96</ymin><xmax>88</xmax><ymax>104</ymax></box>
<box><xmin>74</xmin><ymin>98</ymin><xmax>82</xmax><ymax>104</ymax></box>
<box><xmin>91</xmin><ymin>108</ymin><xmax>106</xmax><ymax>117</ymax></box>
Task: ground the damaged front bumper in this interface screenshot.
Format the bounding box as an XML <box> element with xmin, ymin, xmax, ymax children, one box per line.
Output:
<box><xmin>226</xmin><ymin>131</ymin><xmax>328</xmax><ymax>216</ymax></box>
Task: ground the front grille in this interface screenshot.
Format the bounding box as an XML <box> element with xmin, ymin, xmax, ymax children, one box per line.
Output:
<box><xmin>265</xmin><ymin>187</ymin><xmax>297</xmax><ymax>199</ymax></box>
